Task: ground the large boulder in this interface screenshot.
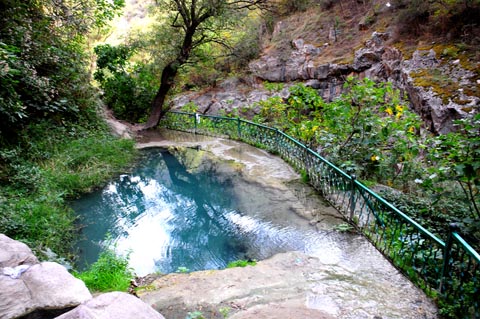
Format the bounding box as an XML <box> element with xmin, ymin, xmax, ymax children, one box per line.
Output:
<box><xmin>401</xmin><ymin>49</ymin><xmax>479</xmax><ymax>134</ymax></box>
<box><xmin>249</xmin><ymin>38</ymin><xmax>322</xmax><ymax>82</ymax></box>
<box><xmin>55</xmin><ymin>292</ymin><xmax>165</xmax><ymax>319</ymax></box>
<box><xmin>0</xmin><ymin>234</ymin><xmax>92</xmax><ymax>319</ymax></box>
<box><xmin>0</xmin><ymin>234</ymin><xmax>38</xmax><ymax>268</ymax></box>
<box><xmin>0</xmin><ymin>262</ymin><xmax>92</xmax><ymax>319</ymax></box>
<box><xmin>0</xmin><ymin>235</ymin><xmax>167</xmax><ymax>319</ymax></box>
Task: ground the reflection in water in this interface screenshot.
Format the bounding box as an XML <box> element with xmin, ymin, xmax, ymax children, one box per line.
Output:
<box><xmin>73</xmin><ymin>148</ymin><xmax>325</xmax><ymax>276</ymax></box>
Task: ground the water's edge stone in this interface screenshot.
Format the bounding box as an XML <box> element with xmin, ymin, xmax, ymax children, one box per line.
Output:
<box><xmin>138</xmin><ymin>250</ymin><xmax>438</xmax><ymax>319</ymax></box>
<box><xmin>0</xmin><ymin>234</ymin><xmax>164</xmax><ymax>319</ymax></box>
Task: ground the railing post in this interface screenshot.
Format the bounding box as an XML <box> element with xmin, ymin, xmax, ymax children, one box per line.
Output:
<box><xmin>194</xmin><ymin>113</ymin><xmax>199</xmax><ymax>134</ymax></box>
<box><xmin>439</xmin><ymin>223</ymin><xmax>460</xmax><ymax>293</ymax></box>
<box><xmin>237</xmin><ymin>117</ymin><xmax>241</xmax><ymax>139</ymax></box>
<box><xmin>349</xmin><ymin>174</ymin><xmax>357</xmax><ymax>222</ymax></box>
<box><xmin>274</xmin><ymin>128</ymin><xmax>280</xmax><ymax>154</ymax></box>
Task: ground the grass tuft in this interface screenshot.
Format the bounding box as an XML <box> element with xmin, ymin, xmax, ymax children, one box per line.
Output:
<box><xmin>226</xmin><ymin>259</ymin><xmax>257</xmax><ymax>268</ymax></box>
<box><xmin>74</xmin><ymin>249</ymin><xmax>134</xmax><ymax>292</ymax></box>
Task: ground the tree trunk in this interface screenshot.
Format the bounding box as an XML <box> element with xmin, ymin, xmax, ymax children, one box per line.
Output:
<box><xmin>142</xmin><ymin>23</ymin><xmax>196</xmax><ymax>130</ymax></box>
<box><xmin>143</xmin><ymin>62</ymin><xmax>178</xmax><ymax>129</ymax></box>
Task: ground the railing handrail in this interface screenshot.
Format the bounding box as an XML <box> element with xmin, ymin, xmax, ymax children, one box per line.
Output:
<box><xmin>240</xmin><ymin>118</ymin><xmax>278</xmax><ymax>131</ymax></box>
<box><xmin>161</xmin><ymin>110</ymin><xmax>479</xmax><ymax>317</ymax></box>
<box><xmin>354</xmin><ymin>180</ymin><xmax>446</xmax><ymax>247</ymax></box>
<box><xmin>305</xmin><ymin>146</ymin><xmax>352</xmax><ymax>180</ymax></box>
<box><xmin>453</xmin><ymin>232</ymin><xmax>480</xmax><ymax>261</ymax></box>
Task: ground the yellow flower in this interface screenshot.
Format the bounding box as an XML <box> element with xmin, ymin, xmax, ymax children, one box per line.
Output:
<box><xmin>395</xmin><ymin>105</ymin><xmax>404</xmax><ymax>112</ymax></box>
<box><xmin>371</xmin><ymin>155</ymin><xmax>380</xmax><ymax>162</ymax></box>
<box><xmin>396</xmin><ymin>112</ymin><xmax>402</xmax><ymax>119</ymax></box>
<box><xmin>408</xmin><ymin>126</ymin><xmax>415</xmax><ymax>133</ymax></box>
<box><xmin>385</xmin><ymin>107</ymin><xmax>393</xmax><ymax>116</ymax></box>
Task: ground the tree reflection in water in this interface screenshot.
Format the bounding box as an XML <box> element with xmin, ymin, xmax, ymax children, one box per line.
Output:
<box><xmin>73</xmin><ymin>147</ymin><xmax>320</xmax><ymax>276</ymax></box>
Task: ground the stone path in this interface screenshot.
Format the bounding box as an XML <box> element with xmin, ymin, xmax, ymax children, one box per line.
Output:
<box><xmin>138</xmin><ymin>250</ymin><xmax>437</xmax><ymax>319</ymax></box>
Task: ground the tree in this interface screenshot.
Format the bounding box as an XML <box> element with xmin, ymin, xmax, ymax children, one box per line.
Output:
<box><xmin>429</xmin><ymin>114</ymin><xmax>480</xmax><ymax>221</ymax></box>
<box><xmin>0</xmin><ymin>0</ymin><xmax>124</xmax><ymax>143</ymax></box>
<box><xmin>142</xmin><ymin>0</ymin><xmax>268</xmax><ymax>129</ymax></box>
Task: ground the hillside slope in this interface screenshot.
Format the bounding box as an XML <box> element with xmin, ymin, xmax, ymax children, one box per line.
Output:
<box><xmin>170</xmin><ymin>0</ymin><xmax>479</xmax><ymax>134</ymax></box>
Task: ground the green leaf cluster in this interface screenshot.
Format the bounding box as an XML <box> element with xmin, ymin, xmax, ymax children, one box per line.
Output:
<box><xmin>254</xmin><ymin>78</ymin><xmax>424</xmax><ymax>186</ymax></box>
<box><xmin>226</xmin><ymin>259</ymin><xmax>257</xmax><ymax>268</ymax></box>
<box><xmin>426</xmin><ymin>114</ymin><xmax>480</xmax><ymax>223</ymax></box>
<box><xmin>94</xmin><ymin>44</ymin><xmax>157</xmax><ymax>122</ymax></box>
<box><xmin>75</xmin><ymin>249</ymin><xmax>134</xmax><ymax>292</ymax></box>
<box><xmin>0</xmin><ymin>0</ymin><xmax>124</xmax><ymax>142</ymax></box>
<box><xmin>253</xmin><ymin>77</ymin><xmax>479</xmax><ymax>243</ymax></box>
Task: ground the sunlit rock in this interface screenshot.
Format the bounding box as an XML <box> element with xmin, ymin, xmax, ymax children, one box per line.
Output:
<box><xmin>0</xmin><ymin>235</ymin><xmax>91</xmax><ymax>319</ymax></box>
<box><xmin>0</xmin><ymin>234</ymin><xmax>38</xmax><ymax>268</ymax></box>
<box><xmin>55</xmin><ymin>292</ymin><xmax>165</xmax><ymax>319</ymax></box>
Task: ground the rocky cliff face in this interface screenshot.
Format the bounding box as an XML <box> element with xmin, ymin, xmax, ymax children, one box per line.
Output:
<box><xmin>172</xmin><ymin>25</ymin><xmax>479</xmax><ymax>135</ymax></box>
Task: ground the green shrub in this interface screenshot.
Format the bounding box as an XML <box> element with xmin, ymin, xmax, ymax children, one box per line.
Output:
<box><xmin>41</xmin><ymin>133</ymin><xmax>137</xmax><ymax>197</ymax></box>
<box><xmin>264</xmin><ymin>81</ymin><xmax>284</xmax><ymax>92</ymax></box>
<box><xmin>254</xmin><ymin>77</ymin><xmax>425</xmax><ymax>187</ymax></box>
<box><xmin>94</xmin><ymin>44</ymin><xmax>157</xmax><ymax>123</ymax></box>
<box><xmin>226</xmin><ymin>259</ymin><xmax>257</xmax><ymax>268</ymax></box>
<box><xmin>75</xmin><ymin>249</ymin><xmax>134</xmax><ymax>292</ymax></box>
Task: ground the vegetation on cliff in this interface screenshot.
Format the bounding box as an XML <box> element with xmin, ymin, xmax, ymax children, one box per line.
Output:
<box><xmin>240</xmin><ymin>79</ymin><xmax>480</xmax><ymax>244</ymax></box>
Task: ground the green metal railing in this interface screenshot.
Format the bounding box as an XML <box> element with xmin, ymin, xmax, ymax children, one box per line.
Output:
<box><xmin>160</xmin><ymin>111</ymin><xmax>479</xmax><ymax>318</ymax></box>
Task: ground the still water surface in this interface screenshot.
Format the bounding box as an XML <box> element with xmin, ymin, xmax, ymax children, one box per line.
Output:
<box><xmin>72</xmin><ymin>147</ymin><xmax>325</xmax><ymax>276</ymax></box>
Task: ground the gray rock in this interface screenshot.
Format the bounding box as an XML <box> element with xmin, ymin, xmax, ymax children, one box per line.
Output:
<box><xmin>370</xmin><ymin>31</ymin><xmax>390</xmax><ymax>46</ymax></box>
<box><xmin>0</xmin><ymin>262</ymin><xmax>92</xmax><ymax>319</ymax></box>
<box><xmin>292</xmin><ymin>38</ymin><xmax>304</xmax><ymax>50</ymax></box>
<box><xmin>406</xmin><ymin>49</ymin><xmax>439</xmax><ymax>70</ymax></box>
<box><xmin>400</xmin><ymin>49</ymin><xmax>479</xmax><ymax>133</ymax></box>
<box><xmin>352</xmin><ymin>32</ymin><xmax>389</xmax><ymax>72</ymax></box>
<box><xmin>138</xmin><ymin>250</ymin><xmax>437</xmax><ymax>319</ymax></box>
<box><xmin>55</xmin><ymin>292</ymin><xmax>165</xmax><ymax>319</ymax></box>
<box><xmin>0</xmin><ymin>234</ymin><xmax>38</xmax><ymax>268</ymax></box>
<box><xmin>353</xmin><ymin>48</ymin><xmax>382</xmax><ymax>71</ymax></box>
<box><xmin>249</xmin><ymin>56</ymin><xmax>285</xmax><ymax>82</ymax></box>
<box><xmin>0</xmin><ymin>235</ymin><xmax>165</xmax><ymax>319</ymax></box>
<box><xmin>327</xmin><ymin>63</ymin><xmax>351</xmax><ymax>77</ymax></box>
<box><xmin>305</xmin><ymin>79</ymin><xmax>323</xmax><ymax>89</ymax></box>
<box><xmin>0</xmin><ymin>275</ymin><xmax>31</xmax><ymax>319</ymax></box>
<box><xmin>249</xmin><ymin>37</ymin><xmax>322</xmax><ymax>82</ymax></box>
<box><xmin>218</xmin><ymin>77</ymin><xmax>242</xmax><ymax>91</ymax></box>
<box><xmin>23</xmin><ymin>262</ymin><xmax>92</xmax><ymax>309</ymax></box>
<box><xmin>180</xmin><ymin>29</ymin><xmax>477</xmax><ymax>134</ymax></box>
<box><xmin>314</xmin><ymin>64</ymin><xmax>331</xmax><ymax>80</ymax></box>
